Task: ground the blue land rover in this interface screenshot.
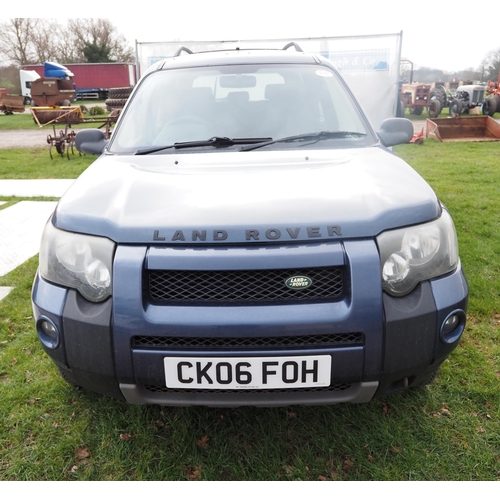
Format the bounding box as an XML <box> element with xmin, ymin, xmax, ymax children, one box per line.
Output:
<box><xmin>31</xmin><ymin>45</ymin><xmax>468</xmax><ymax>406</ymax></box>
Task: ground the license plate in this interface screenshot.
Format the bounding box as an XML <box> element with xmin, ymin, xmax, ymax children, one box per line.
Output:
<box><xmin>164</xmin><ymin>355</ymin><xmax>332</xmax><ymax>390</ymax></box>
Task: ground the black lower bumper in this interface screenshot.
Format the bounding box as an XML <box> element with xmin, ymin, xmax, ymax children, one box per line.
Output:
<box><xmin>32</xmin><ymin>264</ymin><xmax>468</xmax><ymax>406</ymax></box>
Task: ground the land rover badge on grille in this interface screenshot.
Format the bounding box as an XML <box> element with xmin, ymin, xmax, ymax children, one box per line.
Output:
<box><xmin>285</xmin><ymin>276</ymin><xmax>313</xmax><ymax>290</ymax></box>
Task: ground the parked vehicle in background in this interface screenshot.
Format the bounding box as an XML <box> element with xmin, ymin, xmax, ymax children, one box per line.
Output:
<box><xmin>22</xmin><ymin>62</ymin><xmax>136</xmax><ymax>101</ymax></box>
<box><xmin>400</xmin><ymin>82</ymin><xmax>440</xmax><ymax>117</ymax></box>
<box><xmin>27</xmin><ymin>63</ymin><xmax>76</xmax><ymax>107</ymax></box>
<box><xmin>482</xmin><ymin>71</ymin><xmax>500</xmax><ymax>116</ymax></box>
<box><xmin>429</xmin><ymin>84</ymin><xmax>449</xmax><ymax>114</ymax></box>
<box><xmin>448</xmin><ymin>84</ymin><xmax>486</xmax><ymax>116</ymax></box>
<box><xmin>19</xmin><ymin>70</ymin><xmax>40</xmax><ymax>105</ymax></box>
<box><xmin>399</xmin><ymin>60</ymin><xmax>447</xmax><ymax>118</ymax></box>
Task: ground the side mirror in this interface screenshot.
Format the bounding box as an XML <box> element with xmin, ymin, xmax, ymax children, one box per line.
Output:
<box><xmin>75</xmin><ymin>129</ymin><xmax>109</xmax><ymax>155</ymax></box>
<box><xmin>377</xmin><ymin>118</ymin><xmax>414</xmax><ymax>147</ymax></box>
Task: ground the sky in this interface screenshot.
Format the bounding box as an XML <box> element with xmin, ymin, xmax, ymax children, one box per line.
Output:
<box><xmin>1</xmin><ymin>1</ymin><xmax>497</xmax><ymax>73</ymax></box>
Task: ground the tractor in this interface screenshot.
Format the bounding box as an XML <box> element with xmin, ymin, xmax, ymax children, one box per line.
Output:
<box><xmin>399</xmin><ymin>83</ymin><xmax>443</xmax><ymax>118</ymax></box>
<box><xmin>481</xmin><ymin>71</ymin><xmax>500</xmax><ymax>116</ymax></box>
<box><xmin>448</xmin><ymin>84</ymin><xmax>486</xmax><ymax>116</ymax></box>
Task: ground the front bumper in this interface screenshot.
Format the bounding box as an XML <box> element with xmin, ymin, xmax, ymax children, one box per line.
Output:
<box><xmin>32</xmin><ymin>241</ymin><xmax>468</xmax><ymax>407</ymax></box>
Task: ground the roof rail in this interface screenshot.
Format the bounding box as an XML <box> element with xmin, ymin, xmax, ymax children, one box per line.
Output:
<box><xmin>174</xmin><ymin>46</ymin><xmax>194</xmax><ymax>57</ymax></box>
<box><xmin>282</xmin><ymin>42</ymin><xmax>303</xmax><ymax>52</ymax></box>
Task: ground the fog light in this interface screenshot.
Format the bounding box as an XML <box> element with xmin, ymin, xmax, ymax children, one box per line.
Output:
<box><xmin>443</xmin><ymin>315</ymin><xmax>459</xmax><ymax>334</ymax></box>
<box><xmin>37</xmin><ymin>317</ymin><xmax>61</xmax><ymax>349</ymax></box>
<box><xmin>440</xmin><ymin>310</ymin><xmax>466</xmax><ymax>344</ymax></box>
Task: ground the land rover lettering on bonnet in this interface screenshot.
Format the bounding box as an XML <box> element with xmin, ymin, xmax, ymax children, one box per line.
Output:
<box><xmin>31</xmin><ymin>44</ymin><xmax>468</xmax><ymax>407</ymax></box>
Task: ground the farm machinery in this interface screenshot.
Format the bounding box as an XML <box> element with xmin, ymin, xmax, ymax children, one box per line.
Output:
<box><xmin>0</xmin><ymin>88</ymin><xmax>26</xmax><ymax>114</ymax></box>
<box><xmin>400</xmin><ymin>83</ymin><xmax>432</xmax><ymax>116</ymax></box>
<box><xmin>31</xmin><ymin>105</ymin><xmax>120</xmax><ymax>159</ymax></box>
<box><xmin>25</xmin><ymin>62</ymin><xmax>128</xmax><ymax>158</ymax></box>
<box><xmin>399</xmin><ymin>60</ymin><xmax>448</xmax><ymax>118</ymax></box>
<box><xmin>481</xmin><ymin>71</ymin><xmax>500</xmax><ymax>116</ymax></box>
<box><xmin>447</xmin><ymin>84</ymin><xmax>486</xmax><ymax>116</ymax></box>
<box><xmin>399</xmin><ymin>82</ymin><xmax>451</xmax><ymax>118</ymax></box>
<box><xmin>1</xmin><ymin>62</ymin><xmax>76</xmax><ymax>115</ymax></box>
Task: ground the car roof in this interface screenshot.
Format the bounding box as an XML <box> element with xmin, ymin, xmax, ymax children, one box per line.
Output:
<box><xmin>144</xmin><ymin>47</ymin><xmax>328</xmax><ymax>75</ymax></box>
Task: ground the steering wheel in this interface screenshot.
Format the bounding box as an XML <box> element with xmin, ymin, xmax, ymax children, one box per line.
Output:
<box><xmin>153</xmin><ymin>116</ymin><xmax>216</xmax><ymax>146</ymax></box>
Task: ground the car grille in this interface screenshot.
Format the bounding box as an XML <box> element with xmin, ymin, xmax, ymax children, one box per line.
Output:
<box><xmin>147</xmin><ymin>266</ymin><xmax>344</xmax><ymax>304</ymax></box>
<box><xmin>132</xmin><ymin>332</ymin><xmax>363</xmax><ymax>350</ymax></box>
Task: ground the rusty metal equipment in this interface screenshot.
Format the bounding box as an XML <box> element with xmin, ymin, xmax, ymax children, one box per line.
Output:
<box><xmin>400</xmin><ymin>83</ymin><xmax>442</xmax><ymax>118</ymax></box>
<box><xmin>31</xmin><ymin>106</ymin><xmax>84</xmax><ymax>126</ymax></box>
<box><xmin>30</xmin><ymin>77</ymin><xmax>76</xmax><ymax>107</ymax></box>
<box><xmin>482</xmin><ymin>71</ymin><xmax>500</xmax><ymax>116</ymax></box>
<box><xmin>46</xmin><ymin>125</ymin><xmax>77</xmax><ymax>159</ymax></box>
<box><xmin>31</xmin><ymin>107</ymin><xmax>81</xmax><ymax>159</ymax></box>
<box><xmin>426</xmin><ymin>116</ymin><xmax>500</xmax><ymax>142</ymax></box>
<box><xmin>399</xmin><ymin>61</ymin><xmax>460</xmax><ymax>119</ymax></box>
<box><xmin>30</xmin><ymin>105</ymin><xmax>120</xmax><ymax>159</ymax></box>
<box><xmin>0</xmin><ymin>88</ymin><xmax>25</xmax><ymax>114</ymax></box>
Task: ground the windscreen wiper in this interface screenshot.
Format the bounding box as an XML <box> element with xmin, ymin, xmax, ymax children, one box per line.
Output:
<box><xmin>240</xmin><ymin>131</ymin><xmax>367</xmax><ymax>151</ymax></box>
<box><xmin>135</xmin><ymin>136</ymin><xmax>272</xmax><ymax>155</ymax></box>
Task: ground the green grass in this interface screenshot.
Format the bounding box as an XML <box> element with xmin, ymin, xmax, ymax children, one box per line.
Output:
<box><xmin>0</xmin><ymin>102</ymin><xmax>111</xmax><ymax>131</ymax></box>
<box><xmin>0</xmin><ymin>112</ymin><xmax>45</xmax><ymax>130</ymax></box>
<box><xmin>0</xmin><ymin>141</ymin><xmax>499</xmax><ymax>480</ymax></box>
<box><xmin>0</xmin><ymin>148</ymin><xmax>94</xmax><ymax>179</ymax></box>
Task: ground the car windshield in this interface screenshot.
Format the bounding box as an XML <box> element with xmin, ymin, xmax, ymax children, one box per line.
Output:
<box><xmin>108</xmin><ymin>63</ymin><xmax>375</xmax><ymax>154</ymax></box>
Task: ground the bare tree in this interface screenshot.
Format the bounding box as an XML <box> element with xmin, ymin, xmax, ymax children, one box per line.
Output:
<box><xmin>0</xmin><ymin>18</ymin><xmax>134</xmax><ymax>66</ymax></box>
<box><xmin>64</xmin><ymin>19</ymin><xmax>134</xmax><ymax>63</ymax></box>
<box><xmin>0</xmin><ymin>18</ymin><xmax>39</xmax><ymax>65</ymax></box>
<box><xmin>482</xmin><ymin>48</ymin><xmax>500</xmax><ymax>82</ymax></box>
<box><xmin>30</xmin><ymin>19</ymin><xmax>63</xmax><ymax>63</ymax></box>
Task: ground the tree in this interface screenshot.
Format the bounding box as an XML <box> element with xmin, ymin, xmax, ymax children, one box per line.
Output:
<box><xmin>0</xmin><ymin>65</ymin><xmax>22</xmax><ymax>93</ymax></box>
<box><xmin>0</xmin><ymin>18</ymin><xmax>39</xmax><ymax>65</ymax></box>
<box><xmin>0</xmin><ymin>18</ymin><xmax>134</xmax><ymax>66</ymax></box>
<box><xmin>82</xmin><ymin>42</ymin><xmax>112</xmax><ymax>63</ymax></box>
<box><xmin>30</xmin><ymin>19</ymin><xmax>63</xmax><ymax>64</ymax></box>
<box><xmin>64</xmin><ymin>19</ymin><xmax>134</xmax><ymax>63</ymax></box>
<box><xmin>481</xmin><ymin>48</ymin><xmax>500</xmax><ymax>82</ymax></box>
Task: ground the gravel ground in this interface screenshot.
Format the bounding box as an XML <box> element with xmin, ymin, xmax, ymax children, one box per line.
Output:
<box><xmin>0</xmin><ymin>103</ymin><xmax>108</xmax><ymax>149</ymax></box>
<box><xmin>0</xmin><ymin>129</ymin><xmax>54</xmax><ymax>149</ymax></box>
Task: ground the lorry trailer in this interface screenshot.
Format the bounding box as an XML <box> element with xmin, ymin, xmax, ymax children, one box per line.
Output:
<box><xmin>22</xmin><ymin>62</ymin><xmax>136</xmax><ymax>100</ymax></box>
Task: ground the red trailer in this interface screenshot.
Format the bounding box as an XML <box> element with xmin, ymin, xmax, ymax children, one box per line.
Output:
<box><xmin>23</xmin><ymin>62</ymin><xmax>136</xmax><ymax>100</ymax></box>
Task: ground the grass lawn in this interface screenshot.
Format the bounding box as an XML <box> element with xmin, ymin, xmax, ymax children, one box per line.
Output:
<box><xmin>0</xmin><ymin>140</ymin><xmax>499</xmax><ymax>481</ymax></box>
<box><xmin>0</xmin><ymin>148</ymin><xmax>95</xmax><ymax>179</ymax></box>
<box><xmin>0</xmin><ymin>102</ymin><xmax>111</xmax><ymax>131</ymax></box>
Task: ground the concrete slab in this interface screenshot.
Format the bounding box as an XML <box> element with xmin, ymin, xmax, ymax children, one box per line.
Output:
<box><xmin>0</xmin><ymin>201</ymin><xmax>57</xmax><ymax>277</ymax></box>
<box><xmin>0</xmin><ymin>179</ymin><xmax>74</xmax><ymax>197</ymax></box>
<box><xmin>0</xmin><ymin>286</ymin><xmax>14</xmax><ymax>301</ymax></box>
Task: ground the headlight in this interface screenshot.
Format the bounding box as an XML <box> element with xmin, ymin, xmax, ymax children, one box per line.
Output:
<box><xmin>377</xmin><ymin>208</ymin><xmax>459</xmax><ymax>296</ymax></box>
<box><xmin>39</xmin><ymin>222</ymin><xmax>115</xmax><ymax>302</ymax></box>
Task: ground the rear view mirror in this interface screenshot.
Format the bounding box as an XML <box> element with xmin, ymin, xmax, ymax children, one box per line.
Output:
<box><xmin>75</xmin><ymin>129</ymin><xmax>109</xmax><ymax>156</ymax></box>
<box><xmin>219</xmin><ymin>75</ymin><xmax>256</xmax><ymax>88</ymax></box>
